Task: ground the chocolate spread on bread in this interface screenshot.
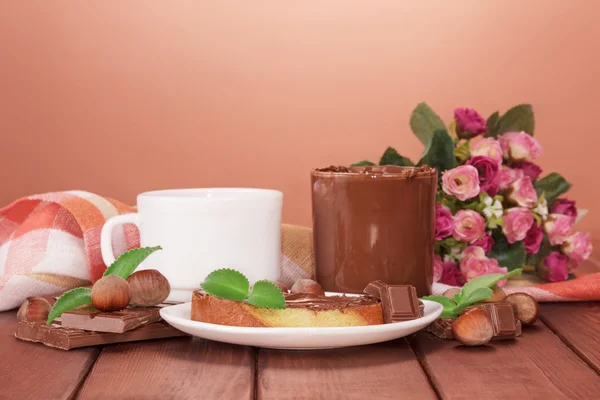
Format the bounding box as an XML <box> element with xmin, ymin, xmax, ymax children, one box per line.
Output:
<box><xmin>284</xmin><ymin>293</ymin><xmax>379</xmax><ymax>311</ymax></box>
<box><xmin>311</xmin><ymin>165</ymin><xmax>437</xmax><ymax>297</ymax></box>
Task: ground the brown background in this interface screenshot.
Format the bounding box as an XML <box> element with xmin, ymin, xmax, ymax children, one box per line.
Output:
<box><xmin>0</xmin><ymin>1</ymin><xmax>598</xmax><ymax>235</ymax></box>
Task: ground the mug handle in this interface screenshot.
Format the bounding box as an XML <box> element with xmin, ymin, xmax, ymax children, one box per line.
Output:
<box><xmin>100</xmin><ymin>213</ymin><xmax>140</xmax><ymax>266</ymax></box>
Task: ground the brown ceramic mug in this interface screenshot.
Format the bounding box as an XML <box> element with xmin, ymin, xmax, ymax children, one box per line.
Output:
<box><xmin>311</xmin><ymin>165</ymin><xmax>437</xmax><ymax>297</ymax></box>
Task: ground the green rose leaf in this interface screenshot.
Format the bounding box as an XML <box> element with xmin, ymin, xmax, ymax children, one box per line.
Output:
<box><xmin>244</xmin><ymin>280</ymin><xmax>286</xmax><ymax>309</ymax></box>
<box><xmin>535</xmin><ymin>173</ymin><xmax>572</xmax><ymax>205</ymax></box>
<box><xmin>350</xmin><ymin>160</ymin><xmax>376</xmax><ymax>167</ymax></box>
<box><xmin>103</xmin><ymin>246</ymin><xmax>162</xmax><ymax>279</ymax></box>
<box><xmin>488</xmin><ymin>236</ymin><xmax>526</xmax><ymax>271</ymax></box>
<box><xmin>379</xmin><ymin>147</ymin><xmax>414</xmax><ymax>166</ymax></box>
<box><xmin>459</xmin><ymin>269</ymin><xmax>522</xmax><ymax>304</ymax></box>
<box><xmin>410</xmin><ymin>102</ymin><xmax>446</xmax><ymax>146</ymax></box>
<box><xmin>485</xmin><ymin>111</ymin><xmax>500</xmax><ymax>137</ymax></box>
<box><xmin>453</xmin><ymin>287</ymin><xmax>494</xmax><ymax>315</ymax></box>
<box><xmin>495</xmin><ymin>104</ymin><xmax>535</xmax><ymax>136</ymax></box>
<box><xmin>47</xmin><ymin>287</ymin><xmax>92</xmax><ymax>325</ymax></box>
<box><xmin>422</xmin><ymin>296</ymin><xmax>457</xmax><ymax>318</ymax></box>
<box><xmin>417</xmin><ymin>129</ymin><xmax>457</xmax><ymax>175</ymax></box>
<box><xmin>525</xmin><ymin>233</ymin><xmax>552</xmax><ymax>267</ymax></box>
<box><xmin>200</xmin><ymin>268</ymin><xmax>250</xmax><ymax>301</ymax></box>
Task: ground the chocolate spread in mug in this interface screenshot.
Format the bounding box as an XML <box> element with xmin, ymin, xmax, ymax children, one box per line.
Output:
<box><xmin>311</xmin><ymin>165</ymin><xmax>437</xmax><ymax>297</ymax></box>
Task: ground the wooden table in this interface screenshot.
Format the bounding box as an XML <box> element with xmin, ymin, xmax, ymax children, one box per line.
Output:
<box><xmin>2</xmin><ymin>267</ymin><xmax>599</xmax><ymax>399</ymax></box>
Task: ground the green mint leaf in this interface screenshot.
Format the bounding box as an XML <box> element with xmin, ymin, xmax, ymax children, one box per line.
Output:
<box><xmin>103</xmin><ymin>246</ymin><xmax>162</xmax><ymax>279</ymax></box>
<box><xmin>47</xmin><ymin>287</ymin><xmax>92</xmax><ymax>325</ymax></box>
<box><xmin>485</xmin><ymin>111</ymin><xmax>500</xmax><ymax>137</ymax></box>
<box><xmin>410</xmin><ymin>102</ymin><xmax>446</xmax><ymax>146</ymax></box>
<box><xmin>379</xmin><ymin>147</ymin><xmax>414</xmax><ymax>166</ymax></box>
<box><xmin>350</xmin><ymin>160</ymin><xmax>376</xmax><ymax>167</ymax></box>
<box><xmin>422</xmin><ymin>296</ymin><xmax>457</xmax><ymax>318</ymax></box>
<box><xmin>495</xmin><ymin>104</ymin><xmax>535</xmax><ymax>136</ymax></box>
<box><xmin>535</xmin><ymin>173</ymin><xmax>572</xmax><ymax>205</ymax></box>
<box><xmin>417</xmin><ymin>129</ymin><xmax>457</xmax><ymax>176</ymax></box>
<box><xmin>460</xmin><ymin>269</ymin><xmax>522</xmax><ymax>303</ymax></box>
<box><xmin>453</xmin><ymin>287</ymin><xmax>494</xmax><ymax>315</ymax></box>
<box><xmin>244</xmin><ymin>280</ymin><xmax>286</xmax><ymax>309</ymax></box>
<box><xmin>488</xmin><ymin>237</ymin><xmax>526</xmax><ymax>271</ymax></box>
<box><xmin>200</xmin><ymin>268</ymin><xmax>250</xmax><ymax>301</ymax></box>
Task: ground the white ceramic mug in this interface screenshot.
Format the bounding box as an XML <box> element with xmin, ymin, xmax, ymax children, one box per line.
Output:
<box><xmin>100</xmin><ymin>188</ymin><xmax>283</xmax><ymax>302</ymax></box>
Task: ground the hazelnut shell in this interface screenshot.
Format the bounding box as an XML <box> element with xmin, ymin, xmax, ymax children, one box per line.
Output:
<box><xmin>127</xmin><ymin>269</ymin><xmax>171</xmax><ymax>306</ymax></box>
<box><xmin>452</xmin><ymin>308</ymin><xmax>494</xmax><ymax>346</ymax></box>
<box><xmin>291</xmin><ymin>279</ymin><xmax>325</xmax><ymax>296</ymax></box>
<box><xmin>17</xmin><ymin>297</ymin><xmax>53</xmax><ymax>323</ymax></box>
<box><xmin>505</xmin><ymin>293</ymin><xmax>539</xmax><ymax>325</ymax></box>
<box><xmin>479</xmin><ymin>285</ymin><xmax>507</xmax><ymax>303</ymax></box>
<box><xmin>92</xmin><ymin>275</ymin><xmax>131</xmax><ymax>312</ymax></box>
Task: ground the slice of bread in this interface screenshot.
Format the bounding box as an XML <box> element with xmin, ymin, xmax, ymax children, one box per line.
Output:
<box><xmin>191</xmin><ymin>291</ymin><xmax>384</xmax><ymax>327</ymax></box>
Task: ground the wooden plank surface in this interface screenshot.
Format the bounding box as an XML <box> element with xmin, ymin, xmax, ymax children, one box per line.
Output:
<box><xmin>0</xmin><ymin>312</ymin><xmax>100</xmax><ymax>400</ymax></box>
<box><xmin>540</xmin><ymin>302</ymin><xmax>600</xmax><ymax>374</ymax></box>
<box><xmin>410</xmin><ymin>321</ymin><xmax>600</xmax><ymax>399</ymax></box>
<box><xmin>77</xmin><ymin>337</ymin><xmax>255</xmax><ymax>400</ymax></box>
<box><xmin>257</xmin><ymin>340</ymin><xmax>436</xmax><ymax>400</ymax></box>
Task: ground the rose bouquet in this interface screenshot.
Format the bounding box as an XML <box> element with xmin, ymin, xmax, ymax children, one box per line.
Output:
<box><xmin>353</xmin><ymin>103</ymin><xmax>592</xmax><ymax>285</ymax></box>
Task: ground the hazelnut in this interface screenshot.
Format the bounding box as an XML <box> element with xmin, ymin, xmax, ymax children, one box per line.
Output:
<box><xmin>452</xmin><ymin>308</ymin><xmax>494</xmax><ymax>346</ymax></box>
<box><xmin>291</xmin><ymin>279</ymin><xmax>325</xmax><ymax>296</ymax></box>
<box><xmin>443</xmin><ymin>288</ymin><xmax>461</xmax><ymax>300</ymax></box>
<box><xmin>479</xmin><ymin>285</ymin><xmax>506</xmax><ymax>303</ymax></box>
<box><xmin>268</xmin><ymin>280</ymin><xmax>290</xmax><ymax>293</ymax></box>
<box><xmin>17</xmin><ymin>297</ymin><xmax>53</xmax><ymax>323</ymax></box>
<box><xmin>92</xmin><ymin>275</ymin><xmax>131</xmax><ymax>312</ymax></box>
<box><xmin>127</xmin><ymin>269</ymin><xmax>170</xmax><ymax>306</ymax></box>
<box><xmin>505</xmin><ymin>293</ymin><xmax>539</xmax><ymax>325</ymax></box>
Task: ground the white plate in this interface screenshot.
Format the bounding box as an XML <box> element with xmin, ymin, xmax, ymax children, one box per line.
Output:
<box><xmin>159</xmin><ymin>295</ymin><xmax>443</xmax><ymax>350</ymax></box>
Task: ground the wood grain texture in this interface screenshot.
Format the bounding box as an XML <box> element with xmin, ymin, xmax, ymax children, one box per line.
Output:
<box><xmin>77</xmin><ymin>337</ymin><xmax>254</xmax><ymax>400</ymax></box>
<box><xmin>0</xmin><ymin>312</ymin><xmax>99</xmax><ymax>400</ymax></box>
<box><xmin>411</xmin><ymin>322</ymin><xmax>600</xmax><ymax>400</ymax></box>
<box><xmin>257</xmin><ymin>340</ymin><xmax>436</xmax><ymax>400</ymax></box>
<box><xmin>540</xmin><ymin>302</ymin><xmax>600</xmax><ymax>374</ymax></box>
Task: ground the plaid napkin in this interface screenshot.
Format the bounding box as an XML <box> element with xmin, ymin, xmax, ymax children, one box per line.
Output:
<box><xmin>0</xmin><ymin>191</ymin><xmax>598</xmax><ymax>311</ymax></box>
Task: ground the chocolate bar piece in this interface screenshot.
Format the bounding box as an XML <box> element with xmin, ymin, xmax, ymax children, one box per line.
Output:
<box><xmin>478</xmin><ymin>302</ymin><xmax>521</xmax><ymax>340</ymax></box>
<box><xmin>363</xmin><ymin>280</ymin><xmax>387</xmax><ymax>298</ymax></box>
<box><xmin>382</xmin><ymin>285</ymin><xmax>422</xmax><ymax>323</ymax></box>
<box><xmin>61</xmin><ymin>307</ymin><xmax>162</xmax><ymax>333</ymax></box>
<box><xmin>427</xmin><ymin>318</ymin><xmax>455</xmax><ymax>339</ymax></box>
<box><xmin>364</xmin><ymin>281</ymin><xmax>423</xmax><ymax>323</ymax></box>
<box><xmin>15</xmin><ymin>320</ymin><xmax>186</xmax><ymax>350</ymax></box>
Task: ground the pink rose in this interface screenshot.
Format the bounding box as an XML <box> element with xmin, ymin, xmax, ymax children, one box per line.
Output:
<box><xmin>499</xmin><ymin>131</ymin><xmax>542</xmax><ymax>161</ymax></box>
<box><xmin>539</xmin><ymin>251</ymin><xmax>569</xmax><ymax>282</ymax></box>
<box><xmin>497</xmin><ymin>166</ymin><xmax>525</xmax><ymax>190</ymax></box>
<box><xmin>440</xmin><ymin>261</ymin><xmax>466</xmax><ymax>286</ymax></box>
<box><xmin>453</xmin><ymin>210</ymin><xmax>486</xmax><ymax>243</ymax></box>
<box><xmin>442</xmin><ymin>165</ymin><xmax>480</xmax><ymax>201</ymax></box>
<box><xmin>435</xmin><ymin>204</ymin><xmax>454</xmax><ymax>240</ymax></box>
<box><xmin>472</xmin><ymin>232</ymin><xmax>494</xmax><ymax>253</ymax></box>
<box><xmin>502</xmin><ymin>207</ymin><xmax>534</xmax><ymax>243</ymax></box>
<box><xmin>550</xmin><ymin>198</ymin><xmax>578</xmax><ymax>220</ymax></box>
<box><xmin>460</xmin><ymin>254</ymin><xmax>508</xmax><ymax>285</ymax></box>
<box><xmin>544</xmin><ymin>214</ymin><xmax>573</xmax><ymax>245</ymax></box>
<box><xmin>433</xmin><ymin>255</ymin><xmax>444</xmax><ymax>283</ymax></box>
<box><xmin>562</xmin><ymin>232</ymin><xmax>592</xmax><ymax>264</ymax></box>
<box><xmin>512</xmin><ymin>161</ymin><xmax>542</xmax><ymax>181</ymax></box>
<box><xmin>506</xmin><ymin>176</ymin><xmax>538</xmax><ymax>207</ymax></box>
<box><xmin>465</xmin><ymin>156</ymin><xmax>499</xmax><ymax>193</ymax></box>
<box><xmin>461</xmin><ymin>245</ymin><xmax>486</xmax><ymax>261</ymax></box>
<box><xmin>471</xmin><ymin>138</ymin><xmax>503</xmax><ymax>165</ymax></box>
<box><xmin>524</xmin><ymin>223</ymin><xmax>543</xmax><ymax>254</ymax></box>
<box><xmin>454</xmin><ymin>107</ymin><xmax>487</xmax><ymax>139</ymax></box>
